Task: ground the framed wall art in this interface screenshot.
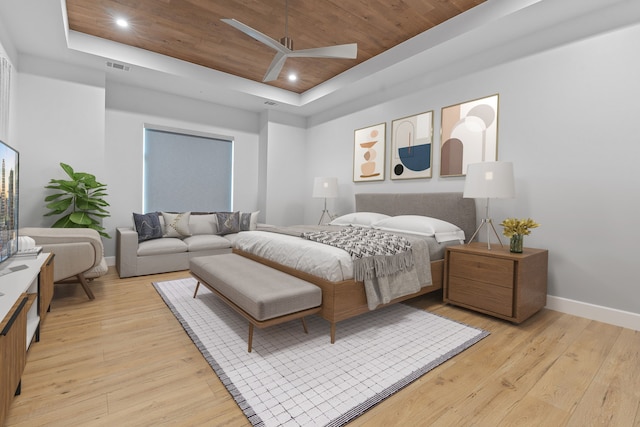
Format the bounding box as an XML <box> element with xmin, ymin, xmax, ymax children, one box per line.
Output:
<box><xmin>440</xmin><ymin>94</ymin><xmax>499</xmax><ymax>177</ymax></box>
<box><xmin>353</xmin><ymin>122</ymin><xmax>385</xmax><ymax>182</ymax></box>
<box><xmin>391</xmin><ymin>111</ymin><xmax>433</xmax><ymax>180</ymax></box>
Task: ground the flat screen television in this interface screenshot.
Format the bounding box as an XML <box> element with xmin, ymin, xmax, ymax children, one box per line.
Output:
<box><xmin>0</xmin><ymin>139</ymin><xmax>18</xmax><ymax>266</ymax></box>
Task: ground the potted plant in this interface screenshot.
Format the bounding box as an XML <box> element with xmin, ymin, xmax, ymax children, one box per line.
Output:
<box><xmin>500</xmin><ymin>217</ymin><xmax>539</xmax><ymax>253</ymax></box>
<box><xmin>44</xmin><ymin>163</ymin><xmax>111</xmax><ymax>238</ymax></box>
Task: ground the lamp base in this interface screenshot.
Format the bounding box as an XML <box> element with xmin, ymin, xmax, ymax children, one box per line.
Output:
<box><xmin>467</xmin><ymin>218</ymin><xmax>504</xmax><ymax>250</ymax></box>
<box><xmin>317</xmin><ymin>209</ymin><xmax>332</xmax><ymax>226</ymax></box>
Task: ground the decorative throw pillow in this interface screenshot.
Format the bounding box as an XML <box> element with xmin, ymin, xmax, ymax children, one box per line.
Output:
<box><xmin>216</xmin><ymin>211</ymin><xmax>240</xmax><ymax>235</ymax></box>
<box><xmin>188</xmin><ymin>213</ymin><xmax>218</xmax><ymax>235</ymax></box>
<box><xmin>133</xmin><ymin>212</ymin><xmax>163</xmax><ymax>243</ymax></box>
<box><xmin>239</xmin><ymin>211</ymin><xmax>259</xmax><ymax>231</ymax></box>
<box><xmin>161</xmin><ymin>212</ymin><xmax>192</xmax><ymax>238</ymax></box>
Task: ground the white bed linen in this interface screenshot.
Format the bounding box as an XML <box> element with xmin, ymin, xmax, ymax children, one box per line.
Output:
<box><xmin>233</xmin><ymin>230</ymin><xmax>354</xmax><ymax>282</ymax></box>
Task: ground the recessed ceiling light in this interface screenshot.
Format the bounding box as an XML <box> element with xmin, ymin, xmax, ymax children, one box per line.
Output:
<box><xmin>288</xmin><ymin>73</ymin><xmax>297</xmax><ymax>82</ymax></box>
<box><xmin>116</xmin><ymin>18</ymin><xmax>129</xmax><ymax>28</ymax></box>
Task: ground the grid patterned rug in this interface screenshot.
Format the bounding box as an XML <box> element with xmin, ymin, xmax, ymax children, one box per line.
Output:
<box><xmin>153</xmin><ymin>278</ymin><xmax>489</xmax><ymax>427</ymax></box>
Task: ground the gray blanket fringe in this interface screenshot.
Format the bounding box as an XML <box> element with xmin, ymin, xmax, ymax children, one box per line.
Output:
<box><xmin>353</xmin><ymin>251</ymin><xmax>415</xmax><ymax>281</ymax></box>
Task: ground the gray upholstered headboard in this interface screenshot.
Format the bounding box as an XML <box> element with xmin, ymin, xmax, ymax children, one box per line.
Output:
<box><xmin>355</xmin><ymin>192</ymin><xmax>477</xmax><ymax>242</ymax></box>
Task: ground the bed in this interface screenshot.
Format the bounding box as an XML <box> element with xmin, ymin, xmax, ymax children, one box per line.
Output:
<box><xmin>233</xmin><ymin>192</ymin><xmax>476</xmax><ymax>342</ymax></box>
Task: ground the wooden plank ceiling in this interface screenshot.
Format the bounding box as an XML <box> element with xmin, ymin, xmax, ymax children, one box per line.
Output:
<box><xmin>66</xmin><ymin>0</ymin><xmax>485</xmax><ymax>94</ymax></box>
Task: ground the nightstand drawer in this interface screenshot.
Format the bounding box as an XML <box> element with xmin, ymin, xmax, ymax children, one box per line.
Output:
<box><xmin>449</xmin><ymin>252</ymin><xmax>514</xmax><ymax>288</ymax></box>
<box><xmin>448</xmin><ymin>276</ymin><xmax>513</xmax><ymax>317</ymax></box>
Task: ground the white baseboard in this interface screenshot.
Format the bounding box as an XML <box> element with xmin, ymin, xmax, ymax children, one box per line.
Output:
<box><xmin>106</xmin><ymin>255</ymin><xmax>116</xmax><ymax>267</ymax></box>
<box><xmin>546</xmin><ymin>295</ymin><xmax>640</xmax><ymax>331</ymax></box>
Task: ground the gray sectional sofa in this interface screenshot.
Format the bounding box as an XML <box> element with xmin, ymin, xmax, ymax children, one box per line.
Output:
<box><xmin>116</xmin><ymin>211</ymin><xmax>256</xmax><ymax>278</ymax></box>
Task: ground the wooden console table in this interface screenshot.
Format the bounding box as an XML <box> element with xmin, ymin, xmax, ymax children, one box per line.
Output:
<box><xmin>0</xmin><ymin>253</ymin><xmax>54</xmax><ymax>424</ymax></box>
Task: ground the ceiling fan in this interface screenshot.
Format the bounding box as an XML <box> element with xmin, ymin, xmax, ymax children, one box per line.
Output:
<box><xmin>221</xmin><ymin>0</ymin><xmax>358</xmax><ymax>82</ymax></box>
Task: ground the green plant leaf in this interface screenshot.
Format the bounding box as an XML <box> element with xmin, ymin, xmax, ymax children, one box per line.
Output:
<box><xmin>45</xmin><ymin>197</ymin><xmax>73</xmax><ymax>213</ymax></box>
<box><xmin>44</xmin><ymin>193</ymin><xmax>66</xmax><ymax>202</ymax></box>
<box><xmin>60</xmin><ymin>163</ymin><xmax>75</xmax><ymax>179</ymax></box>
<box><xmin>69</xmin><ymin>212</ymin><xmax>94</xmax><ymax>225</ymax></box>
<box><xmin>51</xmin><ymin>215</ymin><xmax>78</xmax><ymax>228</ymax></box>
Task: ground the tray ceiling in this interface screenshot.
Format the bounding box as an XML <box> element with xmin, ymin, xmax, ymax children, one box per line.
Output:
<box><xmin>65</xmin><ymin>0</ymin><xmax>485</xmax><ymax>94</ymax></box>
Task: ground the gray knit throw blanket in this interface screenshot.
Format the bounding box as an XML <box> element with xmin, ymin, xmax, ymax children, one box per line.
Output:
<box><xmin>302</xmin><ymin>227</ymin><xmax>414</xmax><ymax>281</ymax></box>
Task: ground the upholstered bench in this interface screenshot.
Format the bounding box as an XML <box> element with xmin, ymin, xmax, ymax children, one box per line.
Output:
<box><xmin>190</xmin><ymin>253</ymin><xmax>322</xmax><ymax>352</ymax></box>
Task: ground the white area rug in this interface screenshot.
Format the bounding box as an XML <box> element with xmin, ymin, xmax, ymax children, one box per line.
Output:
<box><xmin>153</xmin><ymin>278</ymin><xmax>489</xmax><ymax>427</ymax></box>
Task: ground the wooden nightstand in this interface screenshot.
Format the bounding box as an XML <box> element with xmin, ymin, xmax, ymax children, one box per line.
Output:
<box><xmin>444</xmin><ymin>242</ymin><xmax>548</xmax><ymax>323</ymax></box>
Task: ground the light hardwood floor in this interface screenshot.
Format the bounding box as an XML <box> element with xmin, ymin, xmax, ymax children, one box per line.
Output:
<box><xmin>5</xmin><ymin>267</ymin><xmax>639</xmax><ymax>426</ymax></box>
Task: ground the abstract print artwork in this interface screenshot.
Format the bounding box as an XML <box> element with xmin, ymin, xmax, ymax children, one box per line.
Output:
<box><xmin>440</xmin><ymin>94</ymin><xmax>499</xmax><ymax>177</ymax></box>
<box><xmin>391</xmin><ymin>111</ymin><xmax>433</xmax><ymax>180</ymax></box>
<box><xmin>353</xmin><ymin>122</ymin><xmax>385</xmax><ymax>182</ymax></box>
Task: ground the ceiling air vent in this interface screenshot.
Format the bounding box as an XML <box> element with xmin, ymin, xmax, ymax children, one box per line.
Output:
<box><xmin>106</xmin><ymin>61</ymin><xmax>130</xmax><ymax>71</ymax></box>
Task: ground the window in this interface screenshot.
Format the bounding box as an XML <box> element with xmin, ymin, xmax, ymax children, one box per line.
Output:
<box><xmin>143</xmin><ymin>127</ymin><xmax>233</xmax><ymax>212</ymax></box>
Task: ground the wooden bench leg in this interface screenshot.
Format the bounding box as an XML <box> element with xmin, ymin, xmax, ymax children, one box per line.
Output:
<box><xmin>193</xmin><ymin>281</ymin><xmax>201</xmax><ymax>298</ymax></box>
<box><xmin>248</xmin><ymin>323</ymin><xmax>254</xmax><ymax>353</ymax></box>
<box><xmin>330</xmin><ymin>322</ymin><xmax>336</xmax><ymax>344</ymax></box>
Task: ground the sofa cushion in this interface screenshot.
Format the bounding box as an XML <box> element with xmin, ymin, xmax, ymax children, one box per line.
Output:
<box><xmin>189</xmin><ymin>213</ymin><xmax>219</xmax><ymax>235</ymax></box>
<box><xmin>183</xmin><ymin>234</ymin><xmax>232</xmax><ymax>251</ymax></box>
<box><xmin>133</xmin><ymin>212</ymin><xmax>163</xmax><ymax>242</ymax></box>
<box><xmin>216</xmin><ymin>211</ymin><xmax>240</xmax><ymax>235</ymax></box>
<box><xmin>162</xmin><ymin>212</ymin><xmax>192</xmax><ymax>237</ymax></box>
<box><xmin>137</xmin><ymin>237</ymin><xmax>188</xmax><ymax>256</ymax></box>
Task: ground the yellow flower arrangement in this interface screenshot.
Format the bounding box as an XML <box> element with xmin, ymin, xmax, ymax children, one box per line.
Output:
<box><xmin>500</xmin><ymin>218</ymin><xmax>540</xmax><ymax>237</ymax></box>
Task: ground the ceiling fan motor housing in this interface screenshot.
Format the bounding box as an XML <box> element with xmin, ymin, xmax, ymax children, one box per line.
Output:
<box><xmin>280</xmin><ymin>36</ymin><xmax>293</xmax><ymax>50</ymax></box>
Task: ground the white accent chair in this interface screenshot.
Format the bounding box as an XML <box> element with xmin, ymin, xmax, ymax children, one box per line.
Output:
<box><xmin>19</xmin><ymin>227</ymin><xmax>108</xmax><ymax>300</ymax></box>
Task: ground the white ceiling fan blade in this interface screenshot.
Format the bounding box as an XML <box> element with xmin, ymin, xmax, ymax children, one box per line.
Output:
<box><xmin>221</xmin><ymin>18</ymin><xmax>290</xmax><ymax>54</ymax></box>
<box><xmin>263</xmin><ymin>51</ymin><xmax>289</xmax><ymax>82</ymax></box>
<box><xmin>288</xmin><ymin>43</ymin><xmax>357</xmax><ymax>59</ymax></box>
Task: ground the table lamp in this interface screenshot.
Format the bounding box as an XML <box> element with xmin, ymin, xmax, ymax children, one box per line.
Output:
<box><xmin>463</xmin><ymin>161</ymin><xmax>515</xmax><ymax>249</ymax></box>
<box><xmin>312</xmin><ymin>177</ymin><xmax>338</xmax><ymax>225</ymax></box>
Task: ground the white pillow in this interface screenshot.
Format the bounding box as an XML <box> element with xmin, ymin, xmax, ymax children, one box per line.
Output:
<box><xmin>329</xmin><ymin>212</ymin><xmax>391</xmax><ymax>228</ymax></box>
<box><xmin>162</xmin><ymin>212</ymin><xmax>192</xmax><ymax>237</ymax></box>
<box><xmin>373</xmin><ymin>215</ymin><xmax>465</xmax><ymax>242</ymax></box>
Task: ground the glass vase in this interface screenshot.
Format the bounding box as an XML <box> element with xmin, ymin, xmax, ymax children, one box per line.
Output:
<box><xmin>510</xmin><ymin>234</ymin><xmax>524</xmax><ymax>253</ymax></box>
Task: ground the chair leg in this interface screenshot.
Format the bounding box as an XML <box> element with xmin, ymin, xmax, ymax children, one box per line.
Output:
<box><xmin>301</xmin><ymin>317</ymin><xmax>309</xmax><ymax>334</ymax></box>
<box><xmin>76</xmin><ymin>272</ymin><xmax>95</xmax><ymax>300</ymax></box>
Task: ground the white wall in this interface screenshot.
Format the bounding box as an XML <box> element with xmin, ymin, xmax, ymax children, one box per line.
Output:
<box><xmin>261</xmin><ymin>110</ymin><xmax>308</xmax><ymax>226</ymax></box>
<box><xmin>16</xmin><ymin>56</ymin><xmax>107</xmax><ymax>235</ymax></box>
<box><xmin>304</xmin><ymin>22</ymin><xmax>640</xmax><ymax>318</ymax></box>
<box><xmin>0</xmin><ymin>15</ymin><xmax>18</xmax><ymax>146</ymax></box>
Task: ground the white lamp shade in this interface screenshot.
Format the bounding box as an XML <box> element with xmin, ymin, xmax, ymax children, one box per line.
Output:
<box><xmin>463</xmin><ymin>161</ymin><xmax>515</xmax><ymax>199</ymax></box>
<box><xmin>312</xmin><ymin>177</ymin><xmax>338</xmax><ymax>198</ymax></box>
